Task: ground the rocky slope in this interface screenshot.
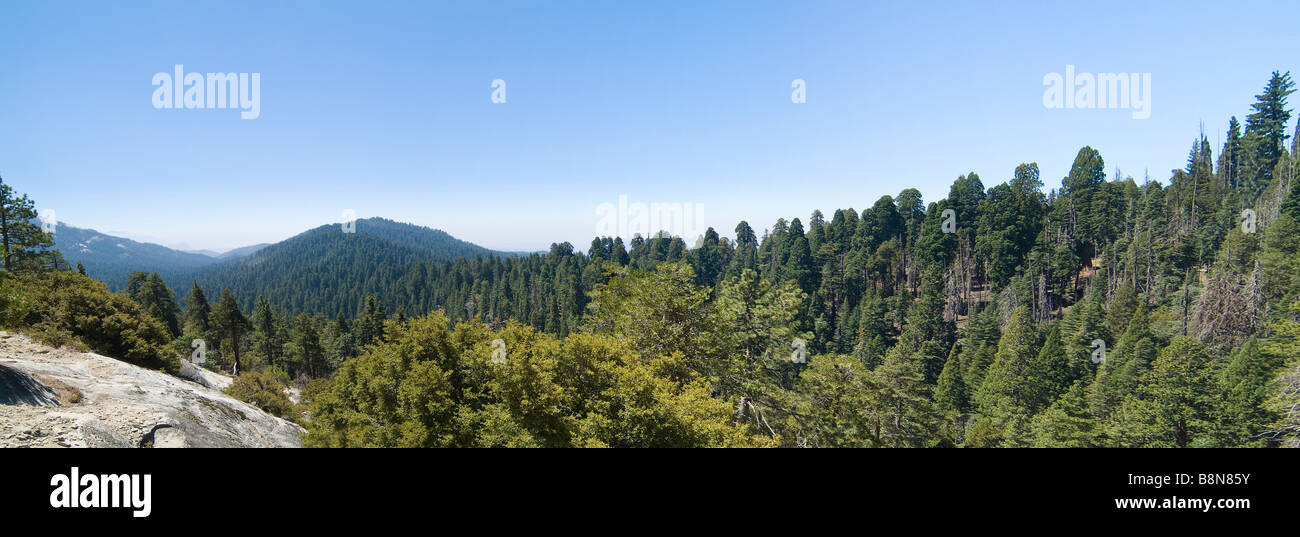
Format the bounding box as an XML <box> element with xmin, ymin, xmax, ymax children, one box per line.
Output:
<box><xmin>0</xmin><ymin>332</ymin><xmax>303</xmax><ymax>448</ymax></box>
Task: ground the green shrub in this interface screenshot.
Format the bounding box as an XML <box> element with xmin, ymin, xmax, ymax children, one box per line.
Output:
<box><xmin>265</xmin><ymin>364</ymin><xmax>292</xmax><ymax>387</ymax></box>
<box><xmin>0</xmin><ymin>273</ymin><xmax>33</xmax><ymax>328</ymax></box>
<box><xmin>17</xmin><ymin>271</ymin><xmax>178</xmax><ymax>372</ymax></box>
<box><xmin>301</xmin><ymin>377</ymin><xmax>332</xmax><ymax>407</ymax></box>
<box><xmin>225</xmin><ymin>370</ymin><xmax>296</xmax><ymax>421</ymax></box>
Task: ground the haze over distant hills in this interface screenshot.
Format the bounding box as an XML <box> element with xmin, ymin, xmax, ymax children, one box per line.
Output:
<box><xmin>51</xmin><ymin>223</ymin><xmax>266</xmax><ymax>290</ymax></box>
<box><xmin>58</xmin><ymin>217</ymin><xmax>529</xmax><ymax>313</ymax></box>
<box><xmin>181</xmin><ymin>244</ymin><xmax>272</xmax><ymax>259</ymax></box>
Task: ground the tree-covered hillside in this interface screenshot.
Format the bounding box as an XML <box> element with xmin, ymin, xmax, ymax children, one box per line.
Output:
<box><xmin>176</xmin><ymin>217</ymin><xmax>522</xmax><ymax>313</ymax></box>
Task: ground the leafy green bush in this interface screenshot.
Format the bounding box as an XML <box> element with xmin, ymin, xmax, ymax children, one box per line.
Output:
<box><xmin>225</xmin><ymin>370</ymin><xmax>297</xmax><ymax>421</ymax></box>
<box><xmin>301</xmin><ymin>377</ymin><xmax>332</xmax><ymax>407</ymax></box>
<box><xmin>304</xmin><ymin>312</ymin><xmax>770</xmax><ymax>448</ymax></box>
<box><xmin>265</xmin><ymin>364</ymin><xmax>292</xmax><ymax>387</ymax></box>
<box><xmin>17</xmin><ymin>271</ymin><xmax>178</xmax><ymax>372</ymax></box>
<box><xmin>0</xmin><ymin>273</ymin><xmax>34</xmax><ymax>328</ymax></box>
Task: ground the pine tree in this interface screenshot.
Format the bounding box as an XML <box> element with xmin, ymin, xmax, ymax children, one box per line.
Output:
<box><xmin>1282</xmin><ymin>172</ymin><xmax>1300</xmax><ymax>221</ymax></box>
<box><xmin>1089</xmin><ymin>305</ymin><xmax>1156</xmax><ymax>421</ymax></box>
<box><xmin>357</xmin><ymin>295</ymin><xmax>387</xmax><ymax>347</ymax></box>
<box><xmin>935</xmin><ymin>344</ymin><xmax>969</xmax><ymax>414</ymax></box>
<box><xmin>291</xmin><ymin>313</ymin><xmax>326</xmax><ymax>378</ymax></box>
<box><xmin>326</xmin><ymin>313</ymin><xmax>357</xmax><ymax>371</ymax></box>
<box><xmin>1241</xmin><ymin>71</ymin><xmax>1296</xmax><ymax>201</ymax></box>
<box><xmin>184</xmin><ymin>281</ymin><xmax>211</xmax><ymax>334</ymax></box>
<box><xmin>1029</xmin><ymin>322</ymin><xmax>1071</xmax><ymax>409</ymax></box>
<box><xmin>795</xmin><ymin>353</ymin><xmax>883</xmax><ymax>447</ymax></box>
<box><xmin>0</xmin><ymin>175</ymin><xmax>61</xmax><ymax>274</ymax></box>
<box><xmin>1221</xmin><ymin>338</ymin><xmax>1284</xmax><ymax>445</ymax></box>
<box><xmin>1118</xmin><ymin>337</ymin><xmax>1221</xmax><ymax>447</ymax></box>
<box><xmin>976</xmin><ymin>306</ymin><xmax>1041</xmax><ymax>424</ymax></box>
<box><xmin>251</xmin><ymin>296</ymin><xmax>286</xmax><ymax>372</ymax></box>
<box><xmin>1261</xmin><ymin>300</ymin><xmax>1300</xmax><ymax>447</ymax></box>
<box><xmin>1062</xmin><ymin>146</ymin><xmax>1107</xmax><ymax>254</ymax></box>
<box><xmin>782</xmin><ymin>219</ymin><xmax>815</xmax><ymax>294</ymax></box>
<box><xmin>125</xmin><ymin>271</ymin><xmax>182</xmax><ymax>337</ymax></box>
<box><xmin>898</xmin><ymin>267</ymin><xmax>955</xmax><ymax>383</ymax></box>
<box><xmin>875</xmin><ymin>345</ymin><xmax>942</xmax><ymax>447</ymax></box>
<box><xmin>612</xmin><ymin>236</ymin><xmax>630</xmax><ymax>266</ymax></box>
<box><xmin>731</xmin><ymin>221</ymin><xmax>759</xmax><ymax>277</ymax></box>
<box><xmin>958</xmin><ymin>304</ymin><xmax>1000</xmax><ymax>392</ymax></box>
<box><xmin>211</xmin><ymin>288</ymin><xmax>252</xmax><ymax>375</ymax></box>
<box><xmin>714</xmin><ymin>269</ymin><xmax>806</xmax><ymax>366</ymax></box>
<box><xmin>1031</xmin><ymin>381</ymin><xmax>1098</xmax><ymax>447</ymax></box>
<box><xmin>1219</xmin><ymin>117</ymin><xmax>1243</xmax><ymax>190</ymax></box>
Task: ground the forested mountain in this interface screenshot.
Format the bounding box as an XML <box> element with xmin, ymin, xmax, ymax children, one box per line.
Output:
<box><xmin>52</xmin><ymin>223</ymin><xmax>231</xmax><ymax>290</ymax></box>
<box><xmin>179</xmin><ymin>217</ymin><xmax>522</xmax><ymax>313</ymax></box>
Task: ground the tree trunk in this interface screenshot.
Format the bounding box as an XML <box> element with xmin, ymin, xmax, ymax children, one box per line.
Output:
<box><xmin>1181</xmin><ymin>270</ymin><xmax>1192</xmax><ymax>337</ymax></box>
<box><xmin>231</xmin><ymin>330</ymin><xmax>241</xmax><ymax>376</ymax></box>
<box><xmin>0</xmin><ymin>183</ymin><xmax>10</xmax><ymax>272</ymax></box>
<box><xmin>1145</xmin><ymin>229</ymin><xmax>1153</xmax><ymax>301</ymax></box>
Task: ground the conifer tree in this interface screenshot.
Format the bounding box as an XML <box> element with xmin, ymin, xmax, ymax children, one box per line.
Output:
<box><xmin>976</xmin><ymin>306</ymin><xmax>1040</xmax><ymax>424</ymax></box>
<box><xmin>875</xmin><ymin>345</ymin><xmax>942</xmax><ymax>447</ymax></box>
<box><xmin>1029</xmin><ymin>323</ymin><xmax>1070</xmax><ymax>409</ymax></box>
<box><xmin>1031</xmin><ymin>381</ymin><xmax>1098</xmax><ymax>447</ymax></box>
<box><xmin>252</xmin><ymin>296</ymin><xmax>287</xmax><ymax>372</ymax></box>
<box><xmin>125</xmin><ymin>271</ymin><xmax>182</xmax><ymax>337</ymax></box>
<box><xmin>935</xmin><ymin>343</ymin><xmax>969</xmax><ymax>415</ymax></box>
<box><xmin>1118</xmin><ymin>337</ymin><xmax>1221</xmax><ymax>447</ymax></box>
<box><xmin>184</xmin><ymin>281</ymin><xmax>211</xmax><ymax>334</ymax></box>
<box><xmin>291</xmin><ymin>313</ymin><xmax>326</xmax><ymax>378</ymax></box>
<box><xmin>1241</xmin><ymin>71</ymin><xmax>1295</xmax><ymax>201</ymax></box>
<box><xmin>357</xmin><ymin>295</ymin><xmax>387</xmax><ymax>347</ymax></box>
<box><xmin>0</xmin><ymin>175</ymin><xmax>60</xmax><ymax>274</ymax></box>
<box><xmin>211</xmin><ymin>288</ymin><xmax>252</xmax><ymax>375</ymax></box>
<box><xmin>782</xmin><ymin>219</ymin><xmax>815</xmax><ymax>294</ymax></box>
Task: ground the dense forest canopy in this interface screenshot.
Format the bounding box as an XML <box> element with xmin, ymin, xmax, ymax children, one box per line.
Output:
<box><xmin>5</xmin><ymin>72</ymin><xmax>1300</xmax><ymax>448</ymax></box>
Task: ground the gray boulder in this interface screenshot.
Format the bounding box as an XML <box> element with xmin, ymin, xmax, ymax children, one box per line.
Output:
<box><xmin>0</xmin><ymin>332</ymin><xmax>303</xmax><ymax>448</ymax></box>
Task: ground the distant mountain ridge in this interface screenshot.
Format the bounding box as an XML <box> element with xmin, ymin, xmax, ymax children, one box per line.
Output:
<box><xmin>181</xmin><ymin>244</ymin><xmax>271</xmax><ymax>259</ymax></box>
<box><xmin>51</xmin><ymin>223</ymin><xmax>257</xmax><ymax>291</ymax></box>
<box><xmin>213</xmin><ymin>243</ymin><xmax>272</xmax><ymax>259</ymax></box>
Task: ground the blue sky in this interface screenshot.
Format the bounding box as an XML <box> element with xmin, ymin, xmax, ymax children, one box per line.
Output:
<box><xmin>1</xmin><ymin>0</ymin><xmax>1296</xmax><ymax>252</ymax></box>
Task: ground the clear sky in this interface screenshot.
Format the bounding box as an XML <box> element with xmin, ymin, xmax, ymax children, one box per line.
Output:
<box><xmin>1</xmin><ymin>0</ymin><xmax>1296</xmax><ymax>252</ymax></box>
